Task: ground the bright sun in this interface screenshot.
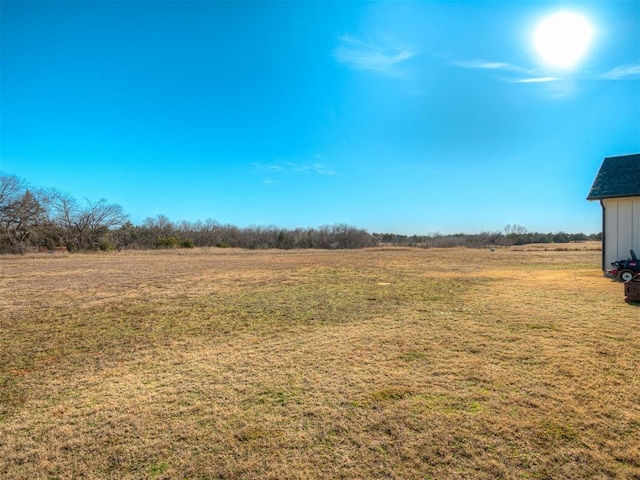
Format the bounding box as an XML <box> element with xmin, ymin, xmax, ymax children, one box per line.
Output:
<box><xmin>534</xmin><ymin>11</ymin><xmax>594</xmax><ymax>69</ymax></box>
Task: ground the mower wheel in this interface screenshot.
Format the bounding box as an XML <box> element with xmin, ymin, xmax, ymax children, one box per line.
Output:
<box><xmin>618</xmin><ymin>269</ymin><xmax>636</xmax><ymax>282</ymax></box>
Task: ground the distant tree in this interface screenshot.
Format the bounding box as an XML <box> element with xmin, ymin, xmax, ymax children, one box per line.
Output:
<box><xmin>0</xmin><ymin>173</ymin><xmax>23</xmax><ymax>206</ymax></box>
<box><xmin>78</xmin><ymin>199</ymin><xmax>128</xmax><ymax>250</ymax></box>
<box><xmin>552</xmin><ymin>231</ymin><xmax>571</xmax><ymax>243</ymax></box>
<box><xmin>144</xmin><ymin>214</ymin><xmax>174</xmax><ymax>235</ymax></box>
<box><xmin>49</xmin><ymin>190</ymin><xmax>79</xmax><ymax>248</ymax></box>
<box><xmin>0</xmin><ymin>173</ymin><xmax>25</xmax><ymax>250</ymax></box>
<box><xmin>504</xmin><ymin>224</ymin><xmax>528</xmax><ymax>235</ymax></box>
<box><xmin>571</xmin><ymin>232</ymin><xmax>588</xmax><ymax>242</ymax></box>
<box><xmin>0</xmin><ymin>189</ymin><xmax>48</xmax><ymax>251</ymax></box>
<box><xmin>49</xmin><ymin>192</ymin><xmax>128</xmax><ymax>250</ymax></box>
<box><xmin>0</xmin><ymin>173</ymin><xmax>57</xmax><ymax>251</ymax></box>
<box><xmin>110</xmin><ymin>221</ymin><xmax>138</xmax><ymax>249</ymax></box>
<box><xmin>328</xmin><ymin>224</ymin><xmax>374</xmax><ymax>249</ymax></box>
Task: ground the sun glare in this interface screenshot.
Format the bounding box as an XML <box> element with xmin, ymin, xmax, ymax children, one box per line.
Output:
<box><xmin>534</xmin><ymin>11</ymin><xmax>594</xmax><ymax>69</ymax></box>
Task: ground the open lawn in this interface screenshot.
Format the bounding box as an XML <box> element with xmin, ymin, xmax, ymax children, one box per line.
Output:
<box><xmin>1</xmin><ymin>244</ymin><xmax>638</xmax><ymax>479</ymax></box>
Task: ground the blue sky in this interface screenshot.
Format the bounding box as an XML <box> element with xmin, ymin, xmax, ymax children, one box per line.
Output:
<box><xmin>1</xmin><ymin>0</ymin><xmax>639</xmax><ymax>235</ymax></box>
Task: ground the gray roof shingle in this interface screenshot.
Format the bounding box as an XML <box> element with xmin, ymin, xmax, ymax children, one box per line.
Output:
<box><xmin>587</xmin><ymin>153</ymin><xmax>640</xmax><ymax>200</ymax></box>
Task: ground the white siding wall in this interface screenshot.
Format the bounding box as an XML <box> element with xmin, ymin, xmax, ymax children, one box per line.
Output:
<box><xmin>602</xmin><ymin>196</ymin><xmax>640</xmax><ymax>269</ymax></box>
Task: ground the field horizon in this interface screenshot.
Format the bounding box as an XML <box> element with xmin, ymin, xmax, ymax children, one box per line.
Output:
<box><xmin>1</xmin><ymin>243</ymin><xmax>638</xmax><ymax>479</ymax></box>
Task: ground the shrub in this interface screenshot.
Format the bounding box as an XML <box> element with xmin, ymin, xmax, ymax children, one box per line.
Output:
<box><xmin>99</xmin><ymin>240</ymin><xmax>116</xmax><ymax>251</ymax></box>
<box><xmin>156</xmin><ymin>236</ymin><xmax>180</xmax><ymax>248</ymax></box>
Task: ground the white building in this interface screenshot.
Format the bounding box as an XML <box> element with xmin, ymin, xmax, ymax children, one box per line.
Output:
<box><xmin>587</xmin><ymin>153</ymin><xmax>640</xmax><ymax>272</ymax></box>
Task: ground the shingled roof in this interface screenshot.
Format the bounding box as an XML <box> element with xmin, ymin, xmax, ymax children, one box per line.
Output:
<box><xmin>587</xmin><ymin>153</ymin><xmax>640</xmax><ymax>200</ymax></box>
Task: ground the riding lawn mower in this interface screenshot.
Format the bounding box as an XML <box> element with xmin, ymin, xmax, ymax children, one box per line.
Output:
<box><xmin>607</xmin><ymin>249</ymin><xmax>640</xmax><ymax>282</ymax></box>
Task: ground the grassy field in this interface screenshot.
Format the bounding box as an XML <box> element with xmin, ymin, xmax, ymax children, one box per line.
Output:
<box><xmin>1</xmin><ymin>244</ymin><xmax>638</xmax><ymax>479</ymax></box>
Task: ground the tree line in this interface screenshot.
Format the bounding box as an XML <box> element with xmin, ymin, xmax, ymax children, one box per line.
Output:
<box><xmin>373</xmin><ymin>228</ymin><xmax>600</xmax><ymax>249</ymax></box>
<box><xmin>1</xmin><ymin>172</ymin><xmax>599</xmax><ymax>253</ymax></box>
<box><xmin>0</xmin><ymin>172</ymin><xmax>374</xmax><ymax>252</ymax></box>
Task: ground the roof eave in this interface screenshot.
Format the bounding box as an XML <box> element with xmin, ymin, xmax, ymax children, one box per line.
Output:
<box><xmin>587</xmin><ymin>193</ymin><xmax>640</xmax><ymax>201</ymax></box>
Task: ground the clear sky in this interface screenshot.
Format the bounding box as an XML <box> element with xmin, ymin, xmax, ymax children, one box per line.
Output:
<box><xmin>1</xmin><ymin>0</ymin><xmax>639</xmax><ymax>235</ymax></box>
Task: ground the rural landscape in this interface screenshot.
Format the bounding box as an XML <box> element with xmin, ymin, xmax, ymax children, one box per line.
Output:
<box><xmin>2</xmin><ymin>0</ymin><xmax>639</xmax><ymax>478</ymax></box>
<box><xmin>1</xmin><ymin>243</ymin><xmax>638</xmax><ymax>479</ymax></box>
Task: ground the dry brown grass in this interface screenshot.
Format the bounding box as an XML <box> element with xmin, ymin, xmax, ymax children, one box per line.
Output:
<box><xmin>1</xmin><ymin>244</ymin><xmax>638</xmax><ymax>479</ymax></box>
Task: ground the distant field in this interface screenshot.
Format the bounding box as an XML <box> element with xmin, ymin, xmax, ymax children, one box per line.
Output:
<box><xmin>1</xmin><ymin>244</ymin><xmax>638</xmax><ymax>479</ymax></box>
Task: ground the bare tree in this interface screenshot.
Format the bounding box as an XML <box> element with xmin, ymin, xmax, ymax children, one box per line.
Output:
<box><xmin>0</xmin><ymin>190</ymin><xmax>48</xmax><ymax>251</ymax></box>
<box><xmin>75</xmin><ymin>199</ymin><xmax>128</xmax><ymax>250</ymax></box>
<box><xmin>0</xmin><ymin>173</ymin><xmax>23</xmax><ymax>206</ymax></box>
<box><xmin>504</xmin><ymin>224</ymin><xmax>528</xmax><ymax>235</ymax></box>
<box><xmin>0</xmin><ymin>173</ymin><xmax>24</xmax><ymax>250</ymax></box>
<box><xmin>48</xmin><ymin>190</ymin><xmax>79</xmax><ymax>248</ymax></box>
<box><xmin>49</xmin><ymin>192</ymin><xmax>128</xmax><ymax>250</ymax></box>
<box><xmin>0</xmin><ymin>174</ymin><xmax>55</xmax><ymax>251</ymax></box>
